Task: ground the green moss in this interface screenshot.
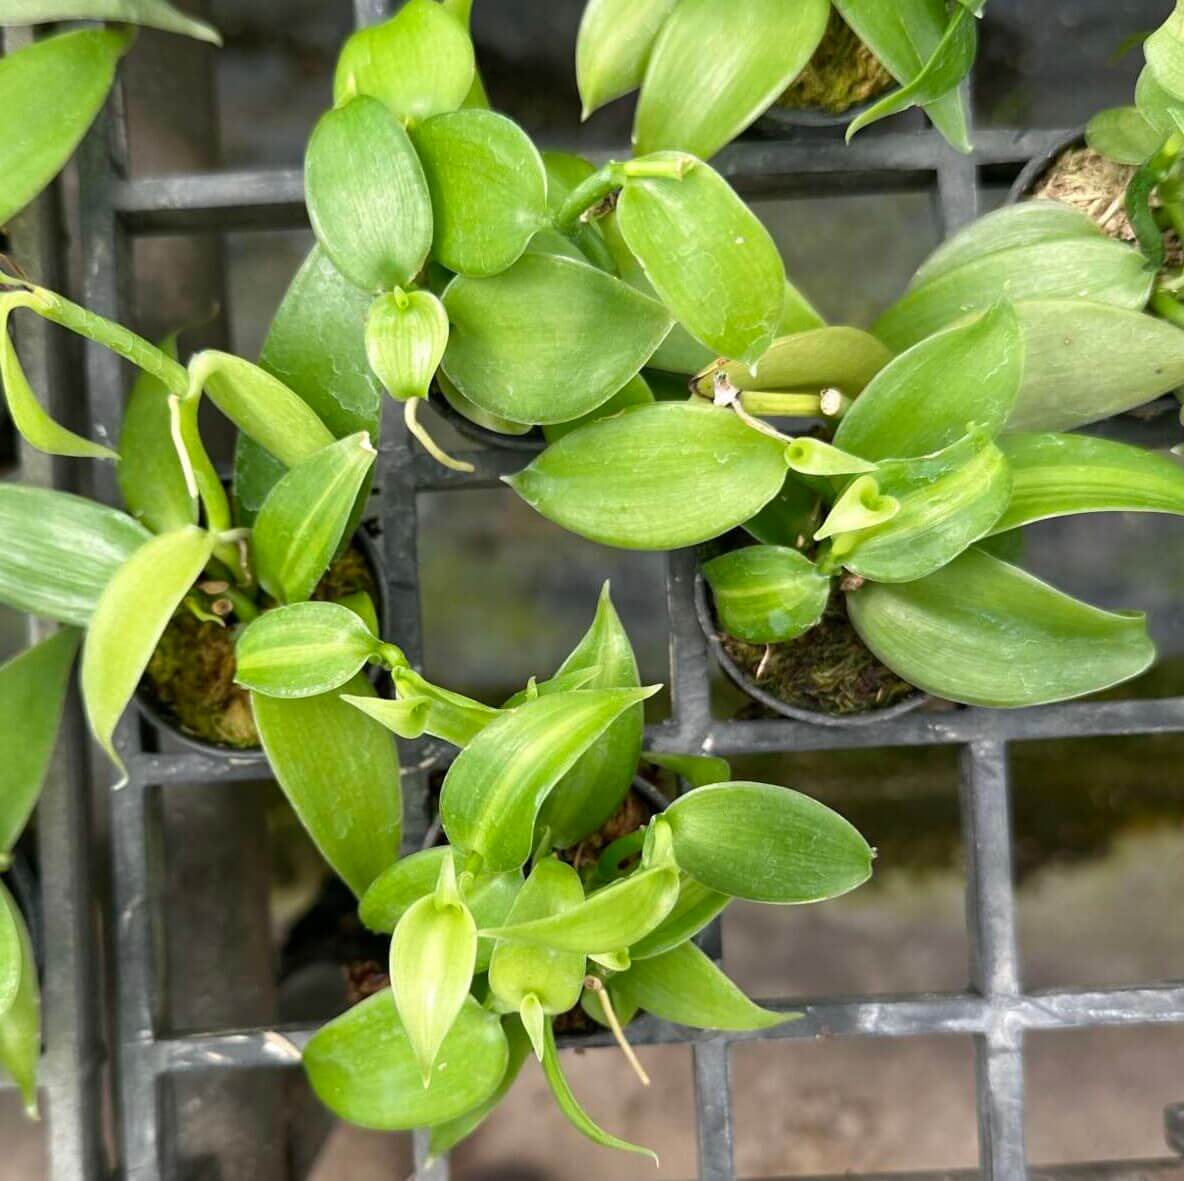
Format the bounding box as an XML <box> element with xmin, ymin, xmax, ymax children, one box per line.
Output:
<box><xmin>779</xmin><ymin>11</ymin><xmax>894</xmax><ymax>115</ymax></box>
<box><xmin>722</xmin><ymin>591</ymin><xmax>916</xmax><ymax>718</ymax></box>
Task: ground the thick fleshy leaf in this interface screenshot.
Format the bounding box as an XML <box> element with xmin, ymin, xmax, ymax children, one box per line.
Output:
<box><xmin>990</xmin><ymin>434</ymin><xmax>1184</xmax><ymax>534</ymax></box>
<box><xmin>489</xmin><ymin>858</ymin><xmax>585</xmax><ymax>1016</ymax></box>
<box><xmin>909</xmin><ymin>202</ymin><xmax>1102</xmax><ymax>292</ymax></box>
<box><xmin>633</xmin><ymin>0</ymin><xmax>829</xmax><ymax>160</ymax></box>
<box><xmin>831</xmin><ymin>430</ymin><xmax>1012</xmax><ymax>584</ymax></box>
<box><xmin>506</xmin><ymin>401</ymin><xmax>789</xmax><ymax>550</ymax></box>
<box><xmin>813</xmin><ymin>475</ymin><xmax>899</xmax><ymax>541</ymax></box>
<box><xmin>0</xmin><ymin>629</ymin><xmax>80</xmax><ymax>854</ymax></box>
<box><xmin>847</xmin><ymin>548</ymin><xmax>1155</xmax><ymax>707</ymax></box>
<box><xmin>835</xmin><ymin>0</ymin><xmax>971</xmax><ymax>150</ymax></box>
<box><xmin>333</xmin><ymin>0</ymin><xmax>475</xmax><ymax>122</ymax></box>
<box><xmin>483</xmin><ymin>863</ymin><xmax>679</xmax><ymax>954</ymax></box>
<box><xmin>640</xmin><ymin>751</ymin><xmax>731</xmax><ymax>789</ymax></box>
<box><xmin>617</xmin><ymin>153</ymin><xmax>785</xmax><ymax>365</ymax></box>
<box><xmin>346</xmin><ymin>670</ymin><xmax>498</xmax><ymax>748</ymax></box>
<box><xmin>1008</xmin><ymin>300</ymin><xmax>1184</xmax><ymax>432</ymax></box>
<box><xmin>305</xmin><ymin>95</ymin><xmax>432</xmax><ymax>293</ymax></box>
<box><xmin>540</xmin><ymin>374</ymin><xmax>653</xmax><ymax>444</ymax></box>
<box><xmin>536</xmin><ymin>584</ymin><xmax>643</xmax><ymax>850</ymax></box>
<box><xmin>784</xmin><ymin>437</ymin><xmax>877</xmax><ymax>478</ymax></box>
<box><xmin>81</xmin><ymin>526</ymin><xmax>214</xmax><ymax>782</ymax></box>
<box><xmin>117</xmin><ymin>334</ymin><xmax>195</xmax><ymax>533</ymax></box>
<box><xmin>0</xmin><ymin>885</ymin><xmax>17</xmax><ymax>1015</ymax></box>
<box><xmin>441</xmin><ymin>252</ymin><xmax>672</xmax><ymax>426</ymax></box>
<box><xmin>391</xmin><ymin>856</ymin><xmax>478</xmax><ymax>1082</ymax></box>
<box><xmin>835</xmin><ymin>303</ymin><xmax>1022</xmax><ymax>461</ymax></box>
<box><xmin>364</xmin><ymin>288</ymin><xmax>447</xmax><ymax>404</ymax></box>
<box><xmin>743</xmin><ymin>474</ymin><xmax>821</xmax><ymax>548</ymax></box>
<box><xmin>627</xmin><ymin>875</ymin><xmax>729</xmax><ymax>960</ymax></box>
<box><xmin>252</xmin><ymin>433</ymin><xmax>375</xmax><ymax>605</ymax></box>
<box><xmin>0</xmin><ymin>1</ymin><xmax>220</xmax><ymax>41</ymax></box>
<box><xmin>1146</xmin><ymin>1</ymin><xmax>1184</xmax><ymax>103</ymax></box>
<box><xmin>253</xmin><ymin>675</ymin><xmax>401</xmax><ymax>897</ymax></box>
<box><xmin>665</xmin><ymin>782</ymin><xmax>872</xmax><ymax>904</ymax></box>
<box><xmin>1086</xmin><ymin>106</ymin><xmax>1164</xmax><ymax>164</ymax></box>
<box><xmin>0</xmin><ymin>27</ymin><xmax>131</xmax><ymax>226</ymax></box>
<box><xmin>615</xmin><ymin>941</ymin><xmax>787</xmax><ymax>1031</ymax></box>
<box><xmin>235</xmin><ymin>602</ymin><xmax>383</xmax><ymax>699</ymax></box>
<box><xmin>1</xmin><ymin>299</ymin><xmax>117</xmax><ymax>461</ymax></box>
<box><xmin>304</xmin><ymin>991</ymin><xmax>508</xmax><ymax>1131</ymax></box>
<box><xmin>1134</xmin><ymin>64</ymin><xmax>1184</xmax><ymax>137</ymax></box>
<box><xmin>0</xmin><ymin>882</ymin><xmax>39</xmax><ymax>1116</ymax></box>
<box><xmin>846</xmin><ymin>5</ymin><xmax>975</xmax><ymax>144</ymax></box>
<box><xmin>874</xmin><ymin>238</ymin><xmax>1153</xmax><ymax>352</ymax></box>
<box><xmin>0</xmin><ymin>484</ymin><xmax>149</xmax><ymax>627</ymax></box>
<box><xmin>702</xmin><ymin>545</ymin><xmax>831</xmax><ymax>644</ymax></box>
<box><xmin>236</xmin><ymin>247</ymin><xmax>381</xmax><ymax>524</ymax></box>
<box><xmin>575</xmin><ymin>0</ymin><xmax>678</xmax><ymax>116</ymax></box>
<box><xmin>411</xmin><ymin>109</ymin><xmax>548</xmax><ymax>277</ymax></box>
<box><xmin>440</xmin><ymin>687</ymin><xmax>658</xmax><ymax>872</ymax></box>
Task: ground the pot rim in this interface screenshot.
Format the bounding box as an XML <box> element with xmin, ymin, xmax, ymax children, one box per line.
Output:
<box><xmin>756</xmin><ymin>91</ymin><xmax>881</xmax><ymax>132</ymax></box>
<box><xmin>693</xmin><ymin>565</ymin><xmax>928</xmax><ymax>728</ymax></box>
<box><xmin>134</xmin><ymin>522</ymin><xmax>391</xmax><ymax>758</ymax></box>
<box><xmin>432</xmin><ymin>389</ymin><xmax>545</xmax><ymax>453</ymax></box>
<box><xmin>1006</xmin><ymin>127</ymin><xmax>1087</xmax><ymax>206</ymax></box>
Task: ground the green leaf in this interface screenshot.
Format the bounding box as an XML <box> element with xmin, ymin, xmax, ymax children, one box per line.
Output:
<box><xmin>617</xmin><ymin>153</ymin><xmax>785</xmax><ymax>365</ymax></box>
<box><xmin>847</xmin><ymin>548</ymin><xmax>1155</xmax><ymax>707</ymax></box>
<box><xmin>235</xmin><ymin>602</ymin><xmax>382</xmax><ymax>699</ymax></box>
<box><xmin>391</xmin><ymin>855</ymin><xmax>478</xmax><ymax>1082</ymax></box>
<box><xmin>483</xmin><ymin>863</ymin><xmax>679</xmax><ymax>955</ymax></box>
<box><xmin>575</xmin><ymin>0</ymin><xmax>678</xmax><ymax>117</ymax></box>
<box><xmin>0</xmin><ymin>27</ymin><xmax>131</xmax><ymax>226</ymax></box>
<box><xmin>1134</xmin><ymin>64</ymin><xmax>1184</xmax><ymax>136</ymax></box>
<box><xmin>305</xmin><ymin>95</ymin><xmax>432</xmax><ymax>293</ymax></box>
<box><xmin>830</xmin><ymin>429</ymin><xmax>1012</xmax><ymax>584</ymax></box>
<box><xmin>489</xmin><ymin>858</ymin><xmax>586</xmax><ymax>1018</ymax></box>
<box><xmin>428</xmin><ymin>1016</ymin><xmax>532</xmax><ymax>1156</ymax></box>
<box><xmin>252</xmin><ymin>433</ymin><xmax>375</xmax><ymax>605</ymax></box>
<box><xmin>835</xmin><ymin>303</ymin><xmax>1022</xmax><ymax>461</ymax></box>
<box><xmin>874</xmin><ymin>238</ymin><xmax>1153</xmax><ymax>352</ymax></box>
<box><xmin>304</xmin><ymin>991</ymin><xmax>508</xmax><ymax>1131</ymax></box>
<box><xmin>81</xmin><ymin>526</ymin><xmax>214</xmax><ymax>783</ymax></box>
<box><xmin>506</xmin><ymin>401</ymin><xmax>790</xmax><ymax>550</ymax></box>
<box><xmin>665</xmin><ymin>781</ymin><xmax>873</xmax><ymax>904</ymax></box>
<box><xmin>236</xmin><ymin>247</ymin><xmax>381</xmax><ymax>524</ymax></box>
<box><xmin>411</xmin><ymin>109</ymin><xmax>548</xmax><ymax>277</ymax></box>
<box><xmin>908</xmin><ymin>202</ymin><xmax>1102</xmax><ymax>291</ymax></box>
<box><xmin>1086</xmin><ymin>106</ymin><xmax>1164</xmax><ymax>164</ymax></box>
<box><xmin>0</xmin><ymin>484</ymin><xmax>149</xmax><ymax>627</ymax></box>
<box><xmin>0</xmin><ymin>885</ymin><xmax>18</xmax><ymax>1015</ymax></box>
<box><xmin>346</xmin><ymin>668</ymin><xmax>499</xmax><ymax>747</ymax></box>
<box><xmin>1</xmin><ymin>298</ymin><xmax>118</xmax><ymax>461</ymax></box>
<box><xmin>1007</xmin><ymin>300</ymin><xmax>1184</xmax><ymax>432</ymax></box>
<box><xmin>846</xmin><ymin>6</ymin><xmax>976</xmax><ymax>145</ymax></box>
<box><xmin>441</xmin><ymin>687</ymin><xmax>658</xmax><ymax>872</ymax></box>
<box><xmin>441</xmin><ymin>252</ymin><xmax>672</xmax><ymax>426</ymax></box>
<box><xmin>117</xmin><ymin>334</ymin><xmax>196</xmax><ymax>534</ymax></box>
<box><xmin>633</xmin><ymin>0</ymin><xmax>829</xmax><ymax>160</ymax></box>
<box><xmin>436</xmin><ymin>368</ymin><xmax>536</xmax><ymax>437</ymax></box>
<box><xmin>333</xmin><ymin>0</ymin><xmax>475</xmax><ymax>122</ymax></box>
<box><xmin>702</xmin><ymin>545</ymin><xmax>831</xmax><ymax>644</ymax></box>
<box><xmin>0</xmin><ymin>1</ymin><xmax>220</xmax><ymax>41</ymax></box>
<box><xmin>989</xmin><ymin>433</ymin><xmax>1184</xmax><ymax>534</ymax></box>
<box><xmin>1146</xmin><ymin>1</ymin><xmax>1184</xmax><ymax>103</ymax></box>
<box><xmin>614</xmin><ymin>941</ymin><xmax>788</xmax><ymax>1031</ymax></box>
<box><xmin>0</xmin><ymin>629</ymin><xmax>80</xmax><ymax>854</ymax></box>
<box><xmin>0</xmin><ymin>882</ymin><xmax>39</xmax><ymax>1117</ymax></box>
<box><xmin>253</xmin><ymin>675</ymin><xmax>401</xmax><ymax>898</ymax></box>
<box><xmin>536</xmin><ymin>584</ymin><xmax>644</xmax><ymax>850</ymax></box>
<box><xmin>627</xmin><ymin>875</ymin><xmax>729</xmax><ymax>960</ymax></box>
<box><xmin>742</xmin><ymin>474</ymin><xmax>821</xmax><ymax>548</ymax></box>
<box><xmin>835</xmin><ymin>0</ymin><xmax>971</xmax><ymax>150</ymax></box>
<box><xmin>784</xmin><ymin>437</ymin><xmax>877</xmax><ymax>478</ymax></box>
<box><xmin>640</xmin><ymin>751</ymin><xmax>731</xmax><ymax>788</ymax></box>
<box><xmin>364</xmin><ymin>288</ymin><xmax>448</xmax><ymax>403</ymax></box>
<box><xmin>813</xmin><ymin>475</ymin><xmax>899</xmax><ymax>541</ymax></box>
<box><xmin>540</xmin><ymin>1020</ymin><xmax>657</xmax><ymax>1162</ymax></box>
<box><xmin>540</xmin><ymin>374</ymin><xmax>653</xmax><ymax>444</ymax></box>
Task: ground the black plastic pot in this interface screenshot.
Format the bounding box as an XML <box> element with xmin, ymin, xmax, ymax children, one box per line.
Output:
<box><xmin>1006</xmin><ymin>127</ymin><xmax>1086</xmax><ymax>205</ymax></box>
<box><xmin>134</xmin><ymin>524</ymin><xmax>391</xmax><ymax>757</ymax></box>
<box><xmin>432</xmin><ymin>388</ymin><xmax>544</xmax><ymax>453</ymax></box>
<box><xmin>756</xmin><ymin>92</ymin><xmax>880</xmax><ymax>133</ymax></box>
<box><xmin>694</xmin><ymin>564</ymin><xmax>928</xmax><ymax>728</ymax></box>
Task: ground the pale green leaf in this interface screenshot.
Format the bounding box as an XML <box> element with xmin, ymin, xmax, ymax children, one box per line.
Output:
<box><xmin>813</xmin><ymin>474</ymin><xmax>898</xmax><ymax>541</ymax></box>
<box><xmin>1146</xmin><ymin>1</ymin><xmax>1184</xmax><ymax>103</ymax></box>
<box><xmin>665</xmin><ymin>781</ymin><xmax>873</xmax><ymax>903</ymax></box>
<box><xmin>365</xmin><ymin>288</ymin><xmax>448</xmax><ymax>403</ymax></box>
<box><xmin>441</xmin><ymin>252</ymin><xmax>672</xmax><ymax>425</ymax></box>
<box><xmin>304</xmin><ymin>991</ymin><xmax>508</xmax><ymax>1131</ymax></box>
<box><xmin>1086</xmin><ymin>106</ymin><xmax>1164</xmax><ymax>164</ymax></box>
<box><xmin>0</xmin><ymin>484</ymin><xmax>149</xmax><ymax>627</ymax></box>
<box><xmin>0</xmin><ymin>1</ymin><xmax>220</xmax><ymax>41</ymax></box>
<box><xmin>540</xmin><ymin>373</ymin><xmax>653</xmax><ymax>444</ymax></box>
<box><xmin>81</xmin><ymin>526</ymin><xmax>214</xmax><ymax>782</ymax></box>
<box><xmin>0</xmin><ymin>882</ymin><xmax>39</xmax><ymax>1117</ymax></box>
<box><xmin>575</xmin><ymin>0</ymin><xmax>678</xmax><ymax>117</ymax></box>
<box><xmin>639</xmin><ymin>751</ymin><xmax>731</xmax><ymax>789</ymax></box>
<box><xmin>506</xmin><ymin>401</ymin><xmax>790</xmax><ymax>550</ymax></box>
<box><xmin>1134</xmin><ymin>64</ymin><xmax>1184</xmax><ymax>137</ymax></box>
<box><xmin>742</xmin><ymin>474</ymin><xmax>822</xmax><ymax>548</ymax></box>
<box><xmin>702</xmin><ymin>545</ymin><xmax>830</xmax><ymax>644</ymax></box>
<box><xmin>253</xmin><ymin>675</ymin><xmax>401</xmax><ymax>897</ymax></box>
<box><xmin>345</xmin><ymin>668</ymin><xmax>499</xmax><ymax>747</ymax></box>
<box><xmin>847</xmin><ymin>547</ymin><xmax>1155</xmax><ymax>707</ymax></box>
<box><xmin>627</xmin><ymin>875</ymin><xmax>728</xmax><ymax>960</ymax></box>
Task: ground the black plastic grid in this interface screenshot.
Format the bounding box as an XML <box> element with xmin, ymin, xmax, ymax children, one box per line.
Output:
<box><xmin>54</xmin><ymin>2</ymin><xmax>1184</xmax><ymax>1178</ymax></box>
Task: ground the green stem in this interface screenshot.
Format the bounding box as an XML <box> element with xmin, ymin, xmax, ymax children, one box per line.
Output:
<box><xmin>1151</xmin><ymin>290</ymin><xmax>1184</xmax><ymax>329</ymax></box>
<box><xmin>619</xmin><ymin>155</ymin><xmax>693</xmax><ymax>181</ymax></box>
<box><xmin>738</xmin><ymin>391</ymin><xmax>825</xmax><ymax>418</ymax></box>
<box><xmin>554</xmin><ymin>166</ymin><xmax>620</xmax><ymax>231</ymax></box>
<box><xmin>223</xmin><ymin>584</ymin><xmax>259</xmax><ymax>623</ymax></box>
